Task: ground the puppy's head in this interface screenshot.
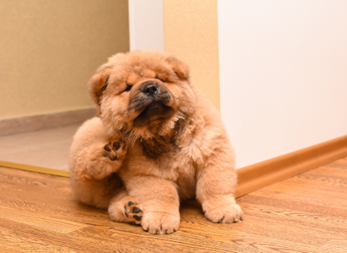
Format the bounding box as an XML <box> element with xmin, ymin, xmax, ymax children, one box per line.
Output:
<box><xmin>88</xmin><ymin>51</ymin><xmax>196</xmax><ymax>141</ymax></box>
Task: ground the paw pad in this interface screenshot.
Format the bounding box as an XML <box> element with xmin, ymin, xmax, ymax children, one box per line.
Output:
<box><xmin>103</xmin><ymin>144</ymin><xmax>111</xmax><ymax>152</ymax></box>
<box><xmin>103</xmin><ymin>141</ymin><xmax>126</xmax><ymax>161</ymax></box>
<box><xmin>113</xmin><ymin>142</ymin><xmax>120</xmax><ymax>150</ymax></box>
<box><xmin>124</xmin><ymin>201</ymin><xmax>143</xmax><ymax>225</ymax></box>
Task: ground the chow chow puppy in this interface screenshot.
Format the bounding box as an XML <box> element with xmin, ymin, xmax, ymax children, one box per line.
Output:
<box><xmin>69</xmin><ymin>50</ymin><xmax>243</xmax><ymax>234</ymax></box>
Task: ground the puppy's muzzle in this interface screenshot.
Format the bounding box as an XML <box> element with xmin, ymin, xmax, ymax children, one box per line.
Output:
<box><xmin>131</xmin><ymin>81</ymin><xmax>171</xmax><ymax>112</ymax></box>
<box><xmin>130</xmin><ymin>80</ymin><xmax>175</xmax><ymax>127</ymax></box>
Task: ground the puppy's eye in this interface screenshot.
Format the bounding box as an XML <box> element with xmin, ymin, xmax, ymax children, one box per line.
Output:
<box><xmin>124</xmin><ymin>84</ymin><xmax>132</xmax><ymax>92</ymax></box>
<box><xmin>155</xmin><ymin>74</ymin><xmax>165</xmax><ymax>82</ymax></box>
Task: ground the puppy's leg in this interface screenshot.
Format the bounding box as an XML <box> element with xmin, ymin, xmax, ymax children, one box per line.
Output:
<box><xmin>70</xmin><ymin>138</ymin><xmax>127</xmax><ymax>209</ymax></box>
<box><xmin>125</xmin><ymin>176</ymin><xmax>180</xmax><ymax>234</ymax></box>
<box><xmin>196</xmin><ymin>153</ymin><xmax>244</xmax><ymax>223</ymax></box>
<box><xmin>70</xmin><ymin>172</ymin><xmax>123</xmax><ymax>209</ymax></box>
<box><xmin>70</xmin><ymin>124</ymin><xmax>128</xmax><ymax>208</ymax></box>
<box><xmin>76</xmin><ymin>139</ymin><xmax>127</xmax><ymax>181</ymax></box>
<box><xmin>108</xmin><ymin>189</ymin><xmax>143</xmax><ymax>225</ymax></box>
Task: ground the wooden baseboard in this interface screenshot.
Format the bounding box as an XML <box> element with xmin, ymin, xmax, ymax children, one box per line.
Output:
<box><xmin>0</xmin><ymin>161</ymin><xmax>69</xmax><ymax>177</ymax></box>
<box><xmin>0</xmin><ymin>107</ymin><xmax>96</xmax><ymax>136</ymax></box>
<box><xmin>1</xmin><ymin>134</ymin><xmax>346</xmax><ymax>198</ymax></box>
<box><xmin>235</xmin><ymin>134</ymin><xmax>347</xmax><ymax>198</ymax></box>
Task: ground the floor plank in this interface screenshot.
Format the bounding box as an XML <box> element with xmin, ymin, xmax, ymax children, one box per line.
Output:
<box><xmin>0</xmin><ymin>157</ymin><xmax>346</xmax><ymax>252</ymax></box>
<box><xmin>0</xmin><ymin>124</ymin><xmax>79</xmax><ymax>171</ymax></box>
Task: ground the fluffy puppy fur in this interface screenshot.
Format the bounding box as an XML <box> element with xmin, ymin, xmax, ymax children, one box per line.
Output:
<box><xmin>69</xmin><ymin>50</ymin><xmax>243</xmax><ymax>234</ymax></box>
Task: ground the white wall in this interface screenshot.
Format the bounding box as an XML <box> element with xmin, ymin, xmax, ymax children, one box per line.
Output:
<box><xmin>128</xmin><ymin>0</ymin><xmax>165</xmax><ymax>51</ymax></box>
<box><xmin>218</xmin><ymin>0</ymin><xmax>347</xmax><ymax>168</ymax></box>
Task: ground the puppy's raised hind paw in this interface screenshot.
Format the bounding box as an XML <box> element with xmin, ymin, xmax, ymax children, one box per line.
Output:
<box><xmin>103</xmin><ymin>140</ymin><xmax>127</xmax><ymax>161</ymax></box>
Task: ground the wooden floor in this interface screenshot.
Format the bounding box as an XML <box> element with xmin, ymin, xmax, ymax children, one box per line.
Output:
<box><xmin>0</xmin><ymin>124</ymin><xmax>79</xmax><ymax>171</ymax></box>
<box><xmin>0</xmin><ymin>157</ymin><xmax>346</xmax><ymax>253</ymax></box>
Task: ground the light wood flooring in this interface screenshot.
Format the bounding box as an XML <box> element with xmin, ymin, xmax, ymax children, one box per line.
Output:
<box><xmin>0</xmin><ymin>157</ymin><xmax>346</xmax><ymax>253</ymax></box>
<box><xmin>0</xmin><ymin>124</ymin><xmax>80</xmax><ymax>171</ymax></box>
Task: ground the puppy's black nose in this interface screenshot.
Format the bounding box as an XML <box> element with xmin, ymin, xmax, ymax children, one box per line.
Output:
<box><xmin>143</xmin><ymin>83</ymin><xmax>158</xmax><ymax>96</ymax></box>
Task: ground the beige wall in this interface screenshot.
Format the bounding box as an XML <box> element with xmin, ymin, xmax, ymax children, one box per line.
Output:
<box><xmin>163</xmin><ymin>0</ymin><xmax>220</xmax><ymax>109</ymax></box>
<box><xmin>0</xmin><ymin>0</ymin><xmax>129</xmax><ymax>120</ymax></box>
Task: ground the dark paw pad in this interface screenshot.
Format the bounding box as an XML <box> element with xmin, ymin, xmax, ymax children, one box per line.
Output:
<box><xmin>113</xmin><ymin>142</ymin><xmax>121</xmax><ymax>150</ymax></box>
<box><xmin>124</xmin><ymin>201</ymin><xmax>143</xmax><ymax>224</ymax></box>
<box><xmin>103</xmin><ymin>153</ymin><xmax>118</xmax><ymax>161</ymax></box>
<box><xmin>103</xmin><ymin>140</ymin><xmax>127</xmax><ymax>161</ymax></box>
<box><xmin>134</xmin><ymin>215</ymin><xmax>142</xmax><ymax>221</ymax></box>
<box><xmin>104</xmin><ymin>144</ymin><xmax>111</xmax><ymax>152</ymax></box>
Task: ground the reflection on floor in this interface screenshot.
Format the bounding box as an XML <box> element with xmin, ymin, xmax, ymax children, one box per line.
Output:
<box><xmin>0</xmin><ymin>124</ymin><xmax>80</xmax><ymax>171</ymax></box>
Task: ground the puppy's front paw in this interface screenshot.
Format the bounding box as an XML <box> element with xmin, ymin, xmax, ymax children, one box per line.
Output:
<box><xmin>103</xmin><ymin>140</ymin><xmax>127</xmax><ymax>161</ymax></box>
<box><xmin>203</xmin><ymin>200</ymin><xmax>243</xmax><ymax>223</ymax></box>
<box><xmin>141</xmin><ymin>212</ymin><xmax>180</xmax><ymax>234</ymax></box>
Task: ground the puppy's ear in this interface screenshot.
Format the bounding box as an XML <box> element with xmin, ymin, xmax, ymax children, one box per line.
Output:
<box><xmin>88</xmin><ymin>67</ymin><xmax>111</xmax><ymax>114</ymax></box>
<box><xmin>167</xmin><ymin>56</ymin><xmax>190</xmax><ymax>81</ymax></box>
